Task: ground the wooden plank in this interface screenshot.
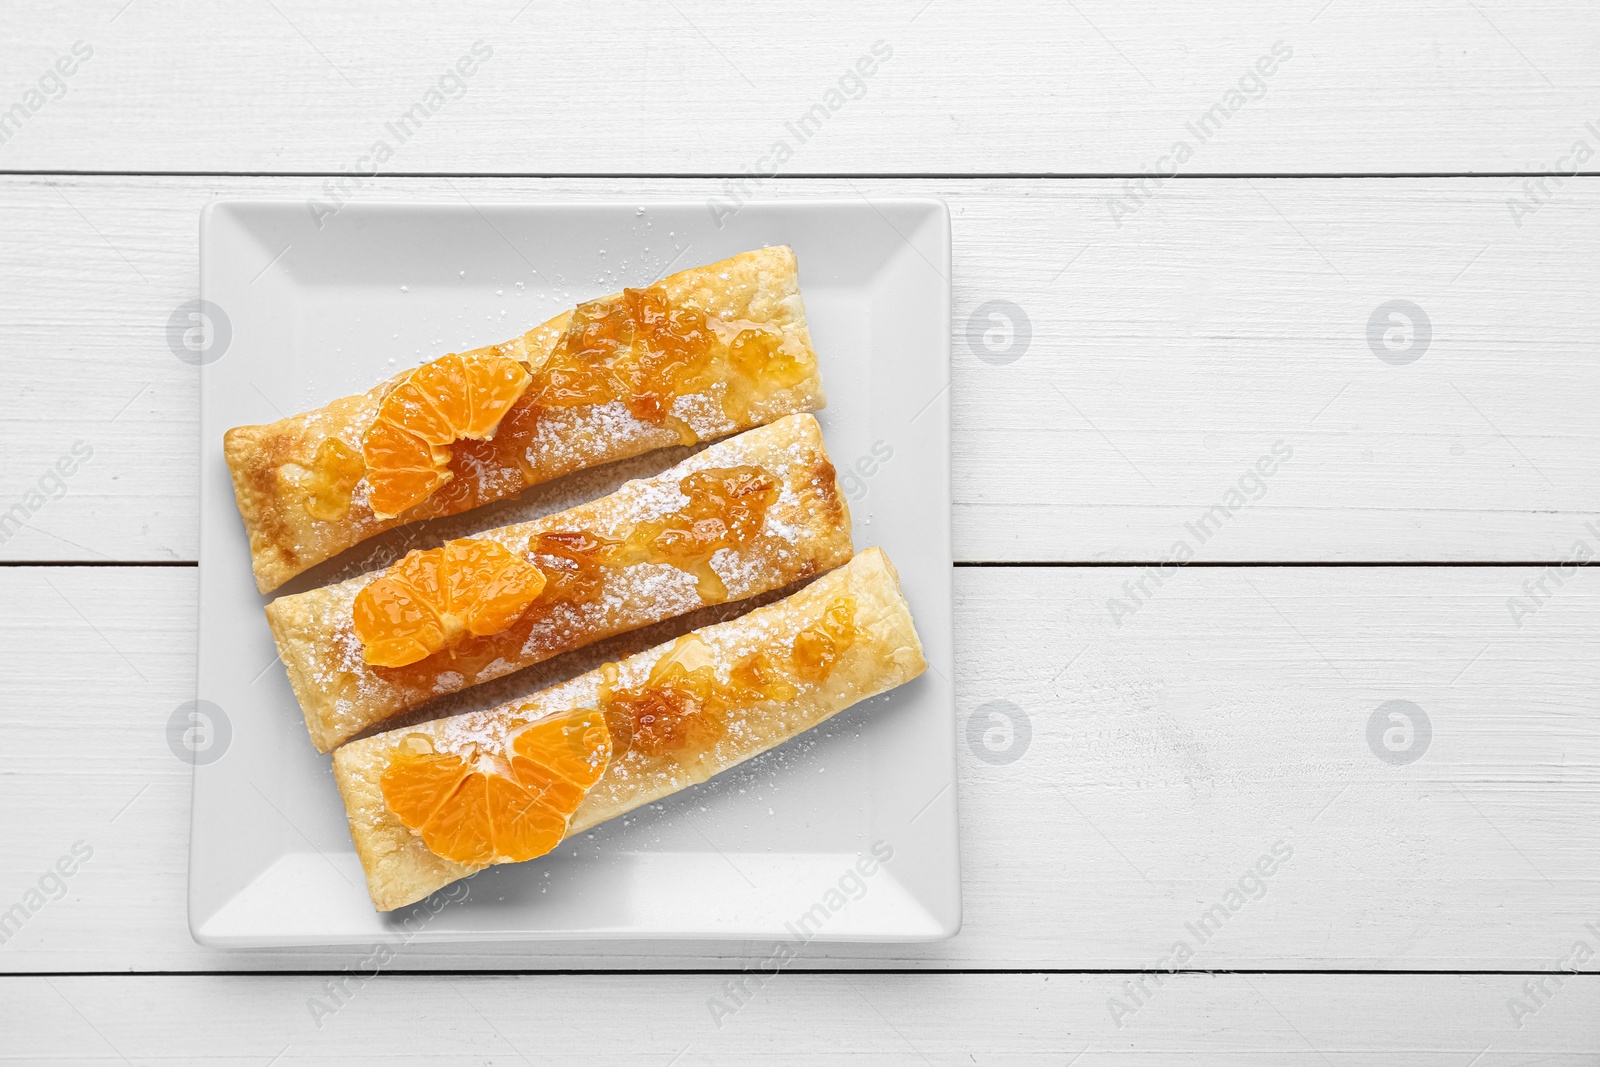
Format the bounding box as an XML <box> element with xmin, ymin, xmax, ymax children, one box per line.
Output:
<box><xmin>3</xmin><ymin>565</ymin><xmax>1596</xmax><ymax>972</ymax></box>
<box><xmin>2</xmin><ymin>176</ymin><xmax>1596</xmax><ymax>564</ymax></box>
<box><xmin>3</xmin><ymin>1</ymin><xmax>1597</xmax><ymax>174</ymax></box>
<box><xmin>6</xmin><ymin>973</ymin><xmax>1598</xmax><ymax>1064</ymax></box>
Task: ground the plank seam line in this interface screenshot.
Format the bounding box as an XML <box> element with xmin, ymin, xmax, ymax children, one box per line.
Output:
<box><xmin>5</xmin><ymin>170</ymin><xmax>1600</xmax><ymax>181</ymax></box>
<box><xmin>0</xmin><ymin>560</ymin><xmax>196</xmax><ymax>568</ymax></box>
<box><xmin>5</xmin><ymin>968</ymin><xmax>1598</xmax><ymax>978</ymax></box>
<box><xmin>952</xmin><ymin>560</ymin><xmax>1588</xmax><ymax>568</ymax></box>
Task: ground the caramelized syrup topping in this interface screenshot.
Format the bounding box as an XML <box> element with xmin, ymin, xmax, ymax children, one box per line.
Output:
<box><xmin>599</xmin><ymin>635</ymin><xmax>793</xmax><ymax>760</ymax></box>
<box><xmin>490</xmin><ymin>285</ymin><xmax>810</xmax><ymax>466</ymax></box>
<box><xmin>598</xmin><ymin>598</ymin><xmax>857</xmax><ymax>760</ymax></box>
<box><xmin>607</xmin><ymin>465</ymin><xmax>779</xmax><ymax>603</ymax></box>
<box><xmin>521</xmin><ymin>287</ymin><xmax>712</xmax><ymax>446</ymax></box>
<box><xmin>527</xmin><ymin>529</ymin><xmax>619</xmax><ymax>606</ymax></box>
<box><xmin>722</xmin><ymin>326</ymin><xmax>812</xmax><ymax>422</ymax></box>
<box><xmin>302</xmin><ymin>438</ymin><xmax>366</xmax><ymax>521</ymax></box>
<box><xmin>618</xmin><ymin>286</ymin><xmax>718</xmax><ymax>431</ymax></box>
<box><xmin>791</xmin><ymin>597</ymin><xmax>858</xmax><ymax>681</ymax></box>
<box><xmin>529</xmin><ymin>464</ymin><xmax>779</xmax><ymax>606</ymax></box>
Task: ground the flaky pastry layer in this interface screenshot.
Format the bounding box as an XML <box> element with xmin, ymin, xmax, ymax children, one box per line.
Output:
<box><xmin>225</xmin><ymin>246</ymin><xmax>823</xmax><ymax>592</ymax></box>
<box><xmin>333</xmin><ymin>547</ymin><xmax>925</xmax><ymax>911</ymax></box>
<box><xmin>268</xmin><ymin>414</ymin><xmax>852</xmax><ymax>752</ymax></box>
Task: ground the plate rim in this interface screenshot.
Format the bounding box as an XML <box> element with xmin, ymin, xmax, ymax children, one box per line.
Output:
<box><xmin>191</xmin><ymin>195</ymin><xmax>958</xmax><ymax>947</ymax></box>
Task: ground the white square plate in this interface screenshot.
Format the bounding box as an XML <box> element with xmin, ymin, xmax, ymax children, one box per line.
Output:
<box><xmin>193</xmin><ymin>198</ymin><xmax>957</xmax><ymax>946</ymax></box>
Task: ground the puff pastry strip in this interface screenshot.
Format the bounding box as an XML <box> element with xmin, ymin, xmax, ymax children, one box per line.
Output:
<box><xmin>268</xmin><ymin>414</ymin><xmax>852</xmax><ymax>752</ymax></box>
<box><xmin>225</xmin><ymin>246</ymin><xmax>823</xmax><ymax>592</ymax></box>
<box><xmin>333</xmin><ymin>547</ymin><xmax>925</xmax><ymax>911</ymax></box>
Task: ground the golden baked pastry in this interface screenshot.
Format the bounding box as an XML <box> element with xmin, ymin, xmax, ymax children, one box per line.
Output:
<box><xmin>225</xmin><ymin>246</ymin><xmax>824</xmax><ymax>592</ymax></box>
<box><xmin>333</xmin><ymin>547</ymin><xmax>924</xmax><ymax>911</ymax></box>
<box><xmin>268</xmin><ymin>414</ymin><xmax>852</xmax><ymax>752</ymax></box>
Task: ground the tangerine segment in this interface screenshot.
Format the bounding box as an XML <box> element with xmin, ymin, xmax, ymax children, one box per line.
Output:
<box><xmin>512</xmin><ymin>714</ymin><xmax>611</xmax><ymax>791</ymax></box>
<box><xmin>353</xmin><ymin>539</ymin><xmax>547</xmax><ymax>668</ymax></box>
<box><xmin>378</xmin><ymin>736</ymin><xmax>467</xmax><ymax>827</ymax></box>
<box><xmin>380</xmin><ymin>711</ymin><xmax>612</xmax><ymax>866</ymax></box>
<box><xmin>363</xmin><ymin>352</ymin><xmax>532</xmax><ymax>518</ymax></box>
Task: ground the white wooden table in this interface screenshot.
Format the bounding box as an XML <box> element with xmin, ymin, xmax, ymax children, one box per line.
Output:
<box><xmin>3</xmin><ymin>1</ymin><xmax>1598</xmax><ymax>1062</ymax></box>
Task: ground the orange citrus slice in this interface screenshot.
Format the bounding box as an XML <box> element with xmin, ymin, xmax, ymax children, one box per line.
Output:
<box><xmin>380</xmin><ymin>710</ymin><xmax>612</xmax><ymax>866</ymax></box>
<box><xmin>363</xmin><ymin>352</ymin><xmax>531</xmax><ymax>518</ymax></box>
<box><xmin>353</xmin><ymin>539</ymin><xmax>546</xmax><ymax>668</ymax></box>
